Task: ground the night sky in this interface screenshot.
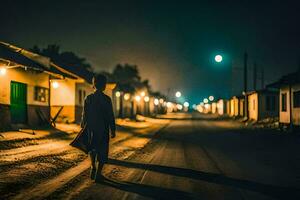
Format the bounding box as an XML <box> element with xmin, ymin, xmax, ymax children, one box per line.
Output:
<box><xmin>1</xmin><ymin>1</ymin><xmax>299</xmax><ymax>104</ymax></box>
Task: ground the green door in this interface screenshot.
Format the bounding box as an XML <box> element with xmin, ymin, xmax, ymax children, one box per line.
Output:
<box><xmin>10</xmin><ymin>81</ymin><xmax>27</xmax><ymax>124</ymax></box>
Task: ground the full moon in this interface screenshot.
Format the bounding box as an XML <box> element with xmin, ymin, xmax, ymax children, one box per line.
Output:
<box><xmin>215</xmin><ymin>55</ymin><xmax>223</xmax><ymax>63</ymax></box>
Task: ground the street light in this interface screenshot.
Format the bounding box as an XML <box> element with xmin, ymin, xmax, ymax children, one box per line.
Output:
<box><xmin>209</xmin><ymin>95</ymin><xmax>214</xmax><ymax>101</ymax></box>
<box><xmin>144</xmin><ymin>96</ymin><xmax>150</xmax><ymax>102</ymax></box>
<box><xmin>124</xmin><ymin>93</ymin><xmax>130</xmax><ymax>100</ymax></box>
<box><xmin>135</xmin><ymin>95</ymin><xmax>141</xmax><ymax>102</ymax></box>
<box><xmin>215</xmin><ymin>55</ymin><xmax>223</xmax><ymax>63</ymax></box>
<box><xmin>154</xmin><ymin>98</ymin><xmax>159</xmax><ymax>105</ymax></box>
<box><xmin>183</xmin><ymin>102</ymin><xmax>189</xmax><ymax>107</ymax></box>
<box><xmin>175</xmin><ymin>91</ymin><xmax>181</xmax><ymax>98</ymax></box>
<box><xmin>203</xmin><ymin>98</ymin><xmax>209</xmax><ymax>104</ymax></box>
<box><xmin>115</xmin><ymin>91</ymin><xmax>121</xmax><ymax>97</ymax></box>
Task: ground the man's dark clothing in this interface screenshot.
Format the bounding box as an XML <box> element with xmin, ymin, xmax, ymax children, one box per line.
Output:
<box><xmin>81</xmin><ymin>90</ymin><xmax>115</xmax><ymax>163</ymax></box>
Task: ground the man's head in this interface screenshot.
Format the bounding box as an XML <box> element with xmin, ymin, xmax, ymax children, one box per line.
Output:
<box><xmin>93</xmin><ymin>74</ymin><xmax>107</xmax><ymax>91</ymax></box>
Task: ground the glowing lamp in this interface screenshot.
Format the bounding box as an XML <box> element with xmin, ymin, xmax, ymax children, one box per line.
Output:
<box><xmin>209</xmin><ymin>96</ymin><xmax>214</xmax><ymax>101</ymax></box>
<box><xmin>154</xmin><ymin>98</ymin><xmax>159</xmax><ymax>105</ymax></box>
<box><xmin>215</xmin><ymin>55</ymin><xmax>223</xmax><ymax>63</ymax></box>
<box><xmin>167</xmin><ymin>102</ymin><xmax>172</xmax><ymax>108</ymax></box>
<box><xmin>52</xmin><ymin>81</ymin><xmax>59</xmax><ymax>89</ymax></box>
<box><xmin>0</xmin><ymin>67</ymin><xmax>6</xmax><ymax>75</ymax></box>
<box><xmin>115</xmin><ymin>91</ymin><xmax>121</xmax><ymax>97</ymax></box>
<box><xmin>144</xmin><ymin>96</ymin><xmax>150</xmax><ymax>102</ymax></box>
<box><xmin>159</xmin><ymin>98</ymin><xmax>164</xmax><ymax>104</ymax></box>
<box><xmin>183</xmin><ymin>102</ymin><xmax>189</xmax><ymax>107</ymax></box>
<box><xmin>175</xmin><ymin>91</ymin><xmax>181</xmax><ymax>98</ymax></box>
<box><xmin>203</xmin><ymin>98</ymin><xmax>209</xmax><ymax>104</ymax></box>
<box><xmin>177</xmin><ymin>104</ymin><xmax>183</xmax><ymax>110</ymax></box>
<box><xmin>140</xmin><ymin>91</ymin><xmax>146</xmax><ymax>97</ymax></box>
<box><xmin>124</xmin><ymin>93</ymin><xmax>130</xmax><ymax>100</ymax></box>
<box><xmin>135</xmin><ymin>95</ymin><xmax>141</xmax><ymax>102</ymax></box>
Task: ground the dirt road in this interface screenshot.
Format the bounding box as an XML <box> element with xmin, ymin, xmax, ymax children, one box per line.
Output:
<box><xmin>1</xmin><ymin>114</ymin><xmax>300</xmax><ymax>200</ymax></box>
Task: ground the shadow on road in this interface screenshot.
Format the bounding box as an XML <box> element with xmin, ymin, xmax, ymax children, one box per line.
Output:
<box><xmin>108</xmin><ymin>159</ymin><xmax>300</xmax><ymax>200</ymax></box>
<box><xmin>98</xmin><ymin>176</ymin><xmax>194</xmax><ymax>199</ymax></box>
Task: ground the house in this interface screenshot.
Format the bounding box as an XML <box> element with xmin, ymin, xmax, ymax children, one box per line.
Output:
<box><xmin>0</xmin><ymin>41</ymin><xmax>117</xmax><ymax>128</ymax></box>
<box><xmin>216</xmin><ymin>99</ymin><xmax>226</xmax><ymax>115</ymax></box>
<box><xmin>247</xmin><ymin>89</ymin><xmax>279</xmax><ymax>121</ymax></box>
<box><xmin>268</xmin><ymin>71</ymin><xmax>300</xmax><ymax>127</ymax></box>
<box><xmin>0</xmin><ymin>42</ymin><xmax>77</xmax><ymax>128</ymax></box>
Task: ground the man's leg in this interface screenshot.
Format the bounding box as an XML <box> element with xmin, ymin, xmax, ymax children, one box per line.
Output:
<box><xmin>95</xmin><ymin>153</ymin><xmax>105</xmax><ymax>182</ymax></box>
<box><xmin>89</xmin><ymin>150</ymin><xmax>97</xmax><ymax>180</ymax></box>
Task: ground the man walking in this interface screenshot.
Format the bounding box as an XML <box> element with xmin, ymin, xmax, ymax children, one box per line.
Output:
<box><xmin>81</xmin><ymin>74</ymin><xmax>116</xmax><ymax>182</ymax></box>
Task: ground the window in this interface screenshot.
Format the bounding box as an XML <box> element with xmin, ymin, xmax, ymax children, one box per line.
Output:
<box><xmin>294</xmin><ymin>90</ymin><xmax>300</xmax><ymax>108</ymax></box>
<box><xmin>266</xmin><ymin>95</ymin><xmax>276</xmax><ymax>111</ymax></box>
<box><xmin>281</xmin><ymin>93</ymin><xmax>287</xmax><ymax>112</ymax></box>
<box><xmin>34</xmin><ymin>86</ymin><xmax>48</xmax><ymax>102</ymax></box>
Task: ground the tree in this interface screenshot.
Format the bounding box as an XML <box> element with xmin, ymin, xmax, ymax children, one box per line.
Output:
<box><xmin>30</xmin><ymin>44</ymin><xmax>93</xmax><ymax>72</ymax></box>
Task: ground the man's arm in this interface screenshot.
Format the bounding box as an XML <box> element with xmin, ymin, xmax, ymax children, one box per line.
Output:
<box><xmin>108</xmin><ymin>98</ymin><xmax>116</xmax><ymax>138</ymax></box>
<box><xmin>80</xmin><ymin>96</ymin><xmax>88</xmax><ymax>128</ymax></box>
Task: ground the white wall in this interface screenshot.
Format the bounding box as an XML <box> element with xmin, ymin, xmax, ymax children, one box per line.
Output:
<box><xmin>280</xmin><ymin>86</ymin><xmax>291</xmax><ymax>124</ymax></box>
<box><xmin>50</xmin><ymin>79</ymin><xmax>76</xmax><ymax>106</ymax></box>
<box><xmin>248</xmin><ymin>93</ymin><xmax>258</xmax><ymax>121</ymax></box>
<box><xmin>0</xmin><ymin>67</ymin><xmax>49</xmax><ymax>106</ymax></box>
<box><xmin>292</xmin><ymin>84</ymin><xmax>300</xmax><ymax>125</ymax></box>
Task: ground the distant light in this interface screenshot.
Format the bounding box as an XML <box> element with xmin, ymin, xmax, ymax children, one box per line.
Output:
<box><xmin>200</xmin><ymin>102</ymin><xmax>204</xmax><ymax>106</ymax></box>
<box><xmin>192</xmin><ymin>104</ymin><xmax>197</xmax><ymax>109</ymax></box>
<box><xmin>183</xmin><ymin>102</ymin><xmax>189</xmax><ymax>107</ymax></box>
<box><xmin>124</xmin><ymin>93</ymin><xmax>130</xmax><ymax>100</ymax></box>
<box><xmin>159</xmin><ymin>98</ymin><xmax>164</xmax><ymax>104</ymax></box>
<box><xmin>203</xmin><ymin>98</ymin><xmax>209</xmax><ymax>104</ymax></box>
<box><xmin>144</xmin><ymin>96</ymin><xmax>150</xmax><ymax>102</ymax></box>
<box><xmin>177</xmin><ymin>104</ymin><xmax>183</xmax><ymax>110</ymax></box>
<box><xmin>154</xmin><ymin>98</ymin><xmax>159</xmax><ymax>105</ymax></box>
<box><xmin>167</xmin><ymin>102</ymin><xmax>172</xmax><ymax>108</ymax></box>
<box><xmin>115</xmin><ymin>91</ymin><xmax>121</xmax><ymax>97</ymax></box>
<box><xmin>209</xmin><ymin>96</ymin><xmax>214</xmax><ymax>101</ymax></box>
<box><xmin>175</xmin><ymin>91</ymin><xmax>181</xmax><ymax>98</ymax></box>
<box><xmin>215</xmin><ymin>55</ymin><xmax>223</xmax><ymax>63</ymax></box>
<box><xmin>205</xmin><ymin>104</ymin><xmax>210</xmax><ymax>109</ymax></box>
<box><xmin>140</xmin><ymin>91</ymin><xmax>146</xmax><ymax>97</ymax></box>
<box><xmin>135</xmin><ymin>95</ymin><xmax>141</xmax><ymax>102</ymax></box>
<box><xmin>0</xmin><ymin>67</ymin><xmax>7</xmax><ymax>75</ymax></box>
<box><xmin>52</xmin><ymin>81</ymin><xmax>59</xmax><ymax>89</ymax></box>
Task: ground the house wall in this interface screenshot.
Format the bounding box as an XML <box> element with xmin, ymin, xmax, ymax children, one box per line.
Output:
<box><xmin>211</xmin><ymin>102</ymin><xmax>217</xmax><ymax>114</ymax></box>
<box><xmin>292</xmin><ymin>84</ymin><xmax>300</xmax><ymax>125</ymax></box>
<box><xmin>217</xmin><ymin>99</ymin><xmax>224</xmax><ymax>115</ymax></box>
<box><xmin>258</xmin><ymin>92</ymin><xmax>279</xmax><ymax>120</ymax></box>
<box><xmin>234</xmin><ymin>98</ymin><xmax>239</xmax><ymax>116</ymax></box>
<box><xmin>230</xmin><ymin>99</ymin><xmax>235</xmax><ymax>116</ymax></box>
<box><xmin>0</xmin><ymin>67</ymin><xmax>50</xmax><ymax>128</ymax></box>
<box><xmin>248</xmin><ymin>93</ymin><xmax>258</xmax><ymax>121</ymax></box>
<box><xmin>50</xmin><ymin>79</ymin><xmax>76</xmax><ymax>123</ymax></box>
<box><xmin>279</xmin><ymin>86</ymin><xmax>291</xmax><ymax>124</ymax></box>
<box><xmin>239</xmin><ymin>99</ymin><xmax>244</xmax><ymax>117</ymax></box>
<box><xmin>75</xmin><ymin>82</ymin><xmax>93</xmax><ymax>123</ymax></box>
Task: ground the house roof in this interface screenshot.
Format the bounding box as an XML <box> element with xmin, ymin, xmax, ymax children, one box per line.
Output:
<box><xmin>0</xmin><ymin>41</ymin><xmax>78</xmax><ymax>79</ymax></box>
<box><xmin>267</xmin><ymin>71</ymin><xmax>300</xmax><ymax>88</ymax></box>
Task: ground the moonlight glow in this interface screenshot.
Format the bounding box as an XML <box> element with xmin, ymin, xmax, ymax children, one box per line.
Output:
<box><xmin>215</xmin><ymin>55</ymin><xmax>223</xmax><ymax>63</ymax></box>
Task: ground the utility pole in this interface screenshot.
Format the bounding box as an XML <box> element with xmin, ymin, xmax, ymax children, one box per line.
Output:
<box><xmin>261</xmin><ymin>66</ymin><xmax>265</xmax><ymax>89</ymax></box>
<box><xmin>244</xmin><ymin>52</ymin><xmax>248</xmax><ymax>119</ymax></box>
<box><xmin>253</xmin><ymin>62</ymin><xmax>257</xmax><ymax>91</ymax></box>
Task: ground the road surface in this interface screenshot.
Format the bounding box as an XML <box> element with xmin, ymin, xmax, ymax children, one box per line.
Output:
<box><xmin>1</xmin><ymin>114</ymin><xmax>300</xmax><ymax>200</ymax></box>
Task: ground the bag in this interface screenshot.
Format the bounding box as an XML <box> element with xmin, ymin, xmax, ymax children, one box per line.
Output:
<box><xmin>70</xmin><ymin>125</ymin><xmax>90</xmax><ymax>154</ymax></box>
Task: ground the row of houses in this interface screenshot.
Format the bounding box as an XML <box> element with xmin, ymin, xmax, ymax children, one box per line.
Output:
<box><xmin>0</xmin><ymin>41</ymin><xmax>167</xmax><ymax>130</ymax></box>
<box><xmin>207</xmin><ymin>70</ymin><xmax>299</xmax><ymax>128</ymax></box>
